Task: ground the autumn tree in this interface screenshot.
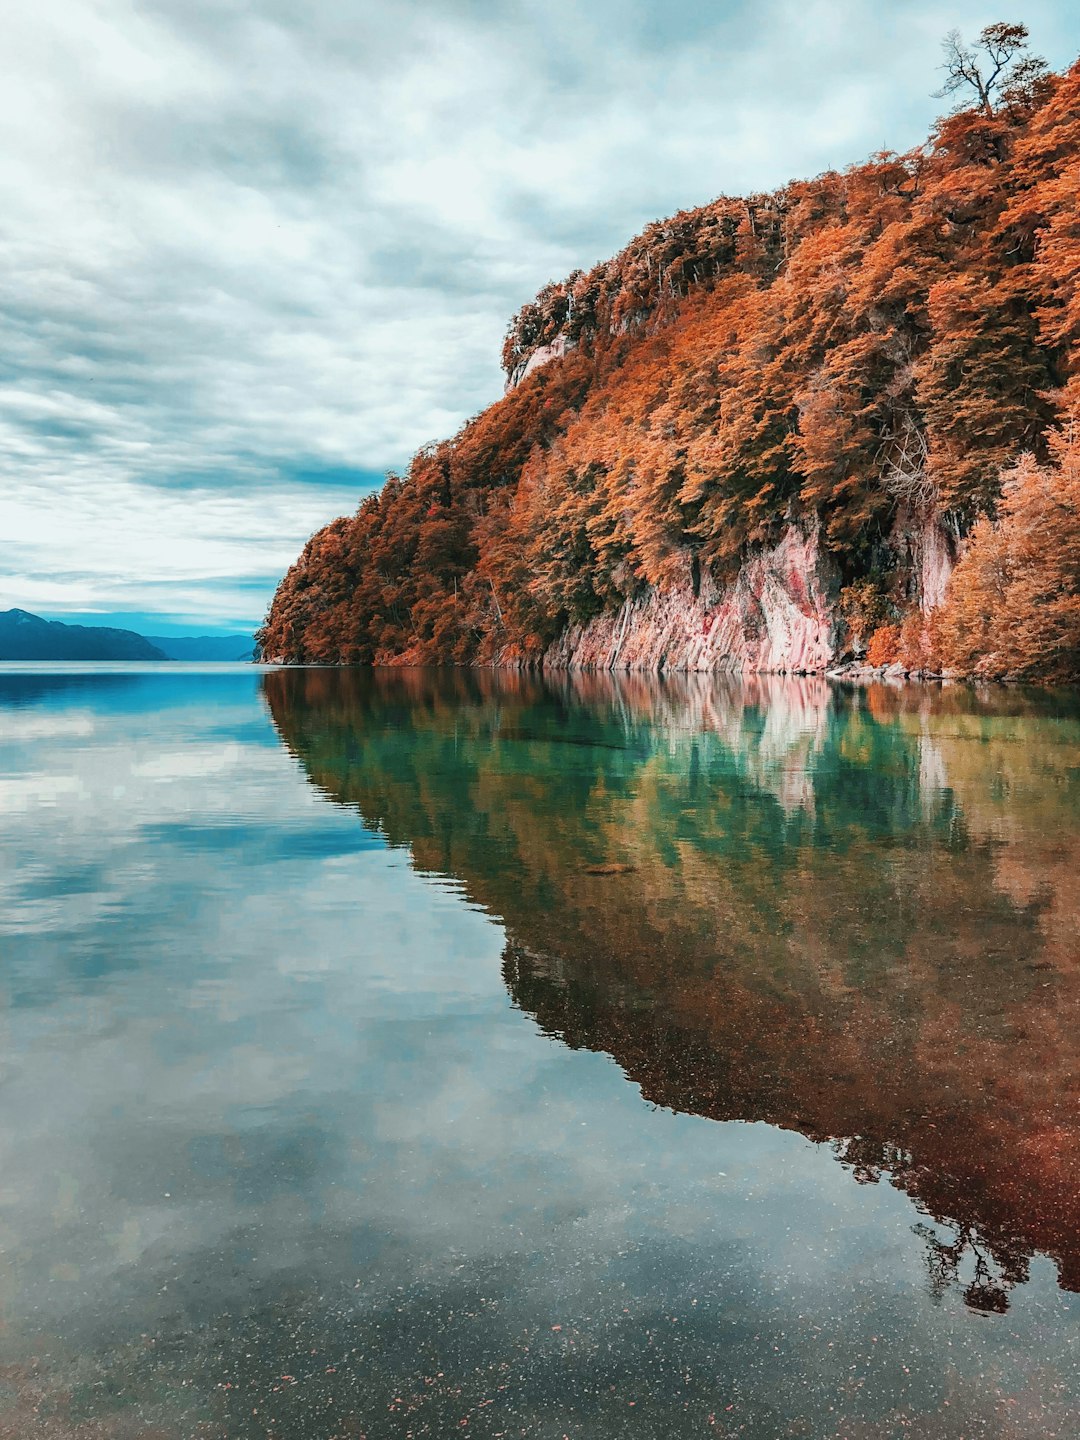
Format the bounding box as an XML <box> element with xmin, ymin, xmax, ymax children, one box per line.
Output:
<box><xmin>938</xmin><ymin>423</ymin><xmax>1080</xmax><ymax>682</ymax></box>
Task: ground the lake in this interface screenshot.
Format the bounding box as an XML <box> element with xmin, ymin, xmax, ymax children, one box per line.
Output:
<box><xmin>2</xmin><ymin>664</ymin><xmax>1079</xmax><ymax>1439</ymax></box>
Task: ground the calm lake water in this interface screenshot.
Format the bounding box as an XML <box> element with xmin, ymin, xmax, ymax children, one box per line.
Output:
<box><xmin>2</xmin><ymin>665</ymin><xmax>1080</xmax><ymax>1439</ymax></box>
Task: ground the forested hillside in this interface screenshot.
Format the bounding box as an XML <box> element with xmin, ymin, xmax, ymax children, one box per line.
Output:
<box><xmin>259</xmin><ymin>27</ymin><xmax>1080</xmax><ymax>682</ymax></box>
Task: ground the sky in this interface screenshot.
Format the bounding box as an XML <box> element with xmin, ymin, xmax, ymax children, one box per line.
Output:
<box><xmin>1</xmin><ymin>1</ymin><xmax>1077</xmax><ymax>637</ymax></box>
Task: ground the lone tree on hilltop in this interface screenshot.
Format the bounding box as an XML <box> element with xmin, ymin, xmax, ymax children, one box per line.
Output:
<box><xmin>935</xmin><ymin>22</ymin><xmax>1047</xmax><ymax>116</ymax></box>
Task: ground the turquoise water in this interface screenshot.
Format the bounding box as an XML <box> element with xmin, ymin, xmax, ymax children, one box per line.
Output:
<box><xmin>2</xmin><ymin>664</ymin><xmax>1080</xmax><ymax>1438</ymax></box>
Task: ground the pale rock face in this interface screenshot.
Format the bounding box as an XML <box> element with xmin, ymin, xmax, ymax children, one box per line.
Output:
<box><xmin>915</xmin><ymin>515</ymin><xmax>955</xmax><ymax>613</ymax></box>
<box><xmin>504</xmin><ymin>333</ymin><xmax>576</xmax><ymax>391</ymax></box>
<box><xmin>543</xmin><ymin>521</ymin><xmax>843</xmax><ymax>674</ymax></box>
<box><xmin>891</xmin><ymin>506</ymin><xmax>956</xmax><ymax>614</ymax></box>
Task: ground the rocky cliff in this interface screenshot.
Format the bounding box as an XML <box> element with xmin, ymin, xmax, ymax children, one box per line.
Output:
<box><xmin>257</xmin><ymin>49</ymin><xmax>1077</xmax><ymax>674</ymax></box>
<box><xmin>538</xmin><ymin>520</ymin><xmax>844</xmax><ymax>673</ymax></box>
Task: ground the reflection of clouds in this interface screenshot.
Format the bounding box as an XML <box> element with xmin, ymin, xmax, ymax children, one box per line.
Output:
<box><xmin>0</xmin><ymin>709</ymin><xmax>94</xmax><ymax>741</ymax></box>
<box><xmin>1</xmin><ymin>729</ymin><xmax>511</xmax><ymax>1331</ymax></box>
<box><xmin>0</xmin><ymin>771</ymin><xmax>83</xmax><ymax>809</ymax></box>
<box><xmin>4</xmin><ymin>671</ymin><xmax>1080</xmax><ymax>1438</ymax></box>
<box><xmin>131</xmin><ymin>743</ymin><xmax>245</xmax><ymax>779</ymax></box>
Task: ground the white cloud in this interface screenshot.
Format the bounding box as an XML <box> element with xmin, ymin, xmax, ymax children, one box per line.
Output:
<box><xmin>0</xmin><ymin>0</ymin><xmax>1076</xmax><ymax>627</ymax></box>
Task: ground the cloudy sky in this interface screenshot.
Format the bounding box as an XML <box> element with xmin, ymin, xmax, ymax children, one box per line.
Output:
<box><xmin>1</xmin><ymin>1</ymin><xmax>1077</xmax><ymax>636</ymax></box>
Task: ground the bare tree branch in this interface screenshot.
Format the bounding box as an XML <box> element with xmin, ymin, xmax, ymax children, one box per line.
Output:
<box><xmin>933</xmin><ymin>22</ymin><xmax>1045</xmax><ymax>117</ymax></box>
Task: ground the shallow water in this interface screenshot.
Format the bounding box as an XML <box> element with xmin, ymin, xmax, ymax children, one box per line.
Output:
<box><xmin>2</xmin><ymin>664</ymin><xmax>1080</xmax><ymax>1439</ymax></box>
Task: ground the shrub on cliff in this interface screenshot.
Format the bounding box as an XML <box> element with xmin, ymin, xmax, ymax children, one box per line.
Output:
<box><xmin>840</xmin><ymin>580</ymin><xmax>897</xmax><ymax>655</ymax></box>
<box><xmin>866</xmin><ymin>624</ymin><xmax>902</xmax><ymax>668</ymax></box>
<box><xmin>938</xmin><ymin>425</ymin><xmax>1080</xmax><ymax>682</ymax></box>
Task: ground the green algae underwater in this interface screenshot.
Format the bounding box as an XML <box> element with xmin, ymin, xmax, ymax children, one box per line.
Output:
<box><xmin>2</xmin><ymin>663</ymin><xmax>1080</xmax><ymax>1439</ymax></box>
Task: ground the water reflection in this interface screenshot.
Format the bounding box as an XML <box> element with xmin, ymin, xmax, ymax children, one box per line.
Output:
<box><xmin>1</xmin><ymin>665</ymin><xmax>1079</xmax><ymax>1439</ymax></box>
<box><xmin>265</xmin><ymin>668</ymin><xmax>1080</xmax><ymax>1316</ymax></box>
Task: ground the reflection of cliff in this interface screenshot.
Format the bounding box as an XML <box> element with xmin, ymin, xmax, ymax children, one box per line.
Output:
<box><xmin>263</xmin><ymin>668</ymin><xmax>1080</xmax><ymax>1311</ymax></box>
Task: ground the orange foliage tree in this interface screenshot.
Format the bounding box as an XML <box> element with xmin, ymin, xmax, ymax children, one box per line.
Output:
<box><xmin>938</xmin><ymin>424</ymin><xmax>1080</xmax><ymax>682</ymax></box>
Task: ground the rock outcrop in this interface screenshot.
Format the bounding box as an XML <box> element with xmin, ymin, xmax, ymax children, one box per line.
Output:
<box><xmin>890</xmin><ymin>508</ymin><xmax>957</xmax><ymax>615</ymax></box>
<box><xmin>540</xmin><ymin>521</ymin><xmax>842</xmax><ymax>673</ymax></box>
<box><xmin>504</xmin><ymin>333</ymin><xmax>577</xmax><ymax>391</ymax></box>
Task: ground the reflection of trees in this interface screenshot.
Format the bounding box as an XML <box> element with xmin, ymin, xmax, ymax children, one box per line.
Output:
<box><xmin>830</xmin><ymin>1135</ymin><xmax>912</xmax><ymax>1186</ymax></box>
<box><xmin>263</xmin><ymin>668</ymin><xmax>1080</xmax><ymax>1314</ymax></box>
<box><xmin>914</xmin><ymin>1219</ymin><xmax>1032</xmax><ymax>1314</ymax></box>
<box><xmin>831</xmin><ymin>1137</ymin><xmax>1031</xmax><ymax>1312</ymax></box>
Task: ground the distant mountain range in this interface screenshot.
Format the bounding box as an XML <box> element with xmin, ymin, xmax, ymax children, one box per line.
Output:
<box><xmin>144</xmin><ymin>634</ymin><xmax>255</xmax><ymax>662</ymax></box>
<box><xmin>0</xmin><ymin>610</ymin><xmax>254</xmax><ymax>662</ymax></box>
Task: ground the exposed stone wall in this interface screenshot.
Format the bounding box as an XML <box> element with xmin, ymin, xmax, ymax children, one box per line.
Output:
<box><xmin>531</xmin><ymin>509</ymin><xmax>960</xmax><ymax>677</ymax></box>
<box><xmin>542</xmin><ymin>521</ymin><xmax>843</xmax><ymax>674</ymax></box>
<box><xmin>915</xmin><ymin>515</ymin><xmax>956</xmax><ymax>613</ymax></box>
<box><xmin>889</xmin><ymin>506</ymin><xmax>957</xmax><ymax>615</ymax></box>
<box><xmin>504</xmin><ymin>333</ymin><xmax>576</xmax><ymax>391</ymax></box>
